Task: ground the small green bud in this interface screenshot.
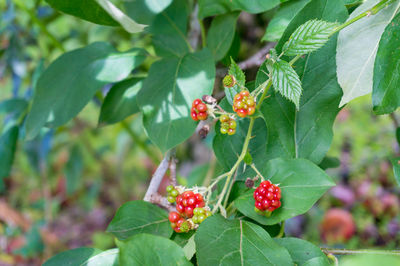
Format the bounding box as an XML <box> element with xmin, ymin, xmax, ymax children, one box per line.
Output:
<box><xmin>223</xmin><ymin>75</ymin><xmax>236</xmax><ymax>88</ymax></box>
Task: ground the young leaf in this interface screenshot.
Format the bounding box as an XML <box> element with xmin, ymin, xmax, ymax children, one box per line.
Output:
<box><xmin>372</xmin><ymin>13</ymin><xmax>400</xmax><ymax>114</ymax></box>
<box><xmin>99</xmin><ymin>78</ymin><xmax>144</xmax><ymax>125</ymax></box>
<box><xmin>107</xmin><ymin>200</ymin><xmax>172</xmax><ymax>240</ymax></box>
<box><xmin>43</xmin><ymin>247</ymin><xmax>118</xmax><ymax>266</ymax></box>
<box><xmin>206</xmin><ymin>12</ymin><xmax>240</xmax><ymax>61</ymax></box>
<box><xmin>262</xmin><ymin>0</ymin><xmax>311</xmax><ymax>42</ymax></box>
<box><xmin>195</xmin><ymin>215</ymin><xmax>293</xmax><ymax>265</ymax></box>
<box><xmin>338</xmin><ymin>0</ymin><xmax>400</xmax><ymax>107</ymax></box>
<box><xmin>274</xmin><ymin>238</ymin><xmax>330</xmax><ymax>266</ymax></box>
<box><xmin>283</xmin><ymin>19</ymin><xmax>339</xmax><ymax>56</ymax></box>
<box><xmin>258</xmin><ymin>0</ymin><xmax>348</xmax><ymax>165</ymax></box>
<box><xmin>234</xmin><ymin>158</ymin><xmax>335</xmax><ymax>225</ymax></box>
<box><xmin>138</xmin><ymin>49</ymin><xmax>215</xmax><ymax>152</ymax></box>
<box><xmin>272</xmin><ymin>60</ymin><xmax>302</xmax><ymax>109</ymax></box>
<box><xmin>117</xmin><ymin>234</ymin><xmax>191</xmax><ymax>266</ymax></box>
<box><xmin>24</xmin><ymin>43</ymin><xmax>146</xmax><ymax>140</ymax></box>
<box><xmin>224</xmin><ymin>58</ymin><xmax>245</xmax><ymax>105</ymax></box>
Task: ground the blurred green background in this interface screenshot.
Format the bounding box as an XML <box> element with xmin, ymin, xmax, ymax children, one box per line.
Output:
<box><xmin>1</xmin><ymin>0</ymin><xmax>399</xmax><ymax>265</ymax></box>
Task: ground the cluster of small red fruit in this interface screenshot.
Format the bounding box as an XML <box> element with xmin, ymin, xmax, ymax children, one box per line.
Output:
<box><xmin>166</xmin><ymin>186</ymin><xmax>211</xmax><ymax>233</ymax></box>
<box><xmin>253</xmin><ymin>180</ymin><xmax>282</xmax><ymax>217</ymax></box>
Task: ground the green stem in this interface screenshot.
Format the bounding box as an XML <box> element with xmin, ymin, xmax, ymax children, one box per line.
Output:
<box><xmin>276</xmin><ymin>221</ymin><xmax>285</xmax><ymax>238</ymax></box>
<box><xmin>199</xmin><ymin>19</ymin><xmax>207</xmax><ymax>48</ymax></box>
<box><xmin>212</xmin><ymin>117</ymin><xmax>256</xmax><ymax>212</ymax></box>
<box><xmin>223</xmin><ymin>168</ymin><xmax>237</xmax><ymax>208</ymax></box>
<box><xmin>331</xmin><ymin>0</ymin><xmax>396</xmax><ymax>35</ymax></box>
<box><xmin>250</xmin><ymin>164</ymin><xmax>265</xmax><ymax>181</ymax></box>
<box><xmin>256</xmin><ymin>80</ymin><xmax>273</xmax><ymax>110</ymax></box>
<box><xmin>321</xmin><ymin>248</ymin><xmax>400</xmax><ymax>256</ymax></box>
<box><xmin>120</xmin><ymin>121</ymin><xmax>161</xmax><ymax>164</ymax></box>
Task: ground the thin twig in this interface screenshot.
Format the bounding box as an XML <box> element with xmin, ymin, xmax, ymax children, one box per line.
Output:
<box><xmin>188</xmin><ymin>4</ymin><xmax>201</xmax><ymax>50</ymax></box>
<box><xmin>238</xmin><ymin>42</ymin><xmax>276</xmax><ymax>70</ymax></box>
<box><xmin>149</xmin><ymin>193</ymin><xmax>176</xmax><ymax>212</ymax></box>
<box><xmin>321</xmin><ymin>248</ymin><xmax>400</xmax><ymax>256</ymax></box>
<box><xmin>169</xmin><ymin>157</ymin><xmax>177</xmax><ymax>186</ymax></box>
<box><xmin>143</xmin><ymin>151</ymin><xmax>172</xmax><ymax>201</ymax></box>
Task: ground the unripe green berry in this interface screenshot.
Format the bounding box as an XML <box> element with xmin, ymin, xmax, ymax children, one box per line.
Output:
<box><xmin>197</xmin><ymin>214</ymin><xmax>206</xmax><ymax>223</ymax></box>
<box><xmin>166</xmin><ymin>185</ymin><xmax>174</xmax><ymax>193</ymax></box>
<box><xmin>180</xmin><ymin>221</ymin><xmax>190</xmax><ymax>232</ymax></box>
<box><xmin>192</xmin><ymin>215</ymin><xmax>199</xmax><ymax>224</ymax></box>
<box><xmin>220</xmin><ymin>127</ymin><xmax>228</xmax><ymax>134</ymax></box>
<box><xmin>205</xmin><ymin>210</ymin><xmax>212</xmax><ymax>217</ymax></box>
<box><xmin>170</xmin><ymin>189</ymin><xmax>179</xmax><ymax>197</ymax></box>
<box><xmin>223</xmin><ymin>75</ymin><xmax>235</xmax><ymax>88</ymax></box>
<box><xmin>219</xmin><ymin>114</ymin><xmax>229</xmax><ymax>123</ymax></box>
<box><xmin>229</xmin><ymin>120</ymin><xmax>236</xmax><ymax>129</ymax></box>
<box><xmin>167</xmin><ymin>195</ymin><xmax>176</xmax><ymax>203</ymax></box>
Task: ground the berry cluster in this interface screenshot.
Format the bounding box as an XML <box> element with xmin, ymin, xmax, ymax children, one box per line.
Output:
<box><xmin>166</xmin><ymin>185</ymin><xmax>179</xmax><ymax>203</ymax></box>
<box><xmin>219</xmin><ymin>114</ymin><xmax>236</xmax><ymax>135</ymax></box>
<box><xmin>191</xmin><ymin>99</ymin><xmax>208</xmax><ymax>121</ymax></box>
<box><xmin>176</xmin><ymin>191</ymin><xmax>205</xmax><ymax>218</ymax></box>
<box><xmin>253</xmin><ymin>180</ymin><xmax>281</xmax><ymax>216</ymax></box>
<box><xmin>233</xmin><ymin>91</ymin><xmax>255</xmax><ymax>118</ymax></box>
<box><xmin>166</xmin><ymin>187</ymin><xmax>211</xmax><ymax>233</ymax></box>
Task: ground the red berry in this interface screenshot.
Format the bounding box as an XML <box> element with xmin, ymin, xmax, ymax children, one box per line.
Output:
<box><xmin>183</xmin><ymin>191</ymin><xmax>194</xmax><ymax>199</ymax></box>
<box><xmin>185</xmin><ymin>206</ymin><xmax>194</xmax><ymax>217</ymax></box>
<box><xmin>191</xmin><ymin>112</ymin><xmax>198</xmax><ymax>121</ymax></box>
<box><xmin>240</xmin><ymin>90</ymin><xmax>249</xmax><ymax>97</ymax></box>
<box><xmin>176</xmin><ymin>204</ymin><xmax>184</xmax><ymax>213</ymax></box>
<box><xmin>197</xmin><ymin>112</ymin><xmax>207</xmax><ymax>120</ymax></box>
<box><xmin>247</xmin><ymin>106</ymin><xmax>255</xmax><ymax>115</ymax></box>
<box><xmin>182</xmin><ymin>199</ymin><xmax>188</xmax><ymax>207</ymax></box>
<box><xmin>256</xmin><ymin>195</ymin><xmax>263</xmax><ymax>202</ymax></box>
<box><xmin>169</xmin><ymin>212</ymin><xmax>180</xmax><ymax>223</ymax></box>
<box><xmin>187</xmin><ymin>197</ymin><xmax>196</xmax><ymax>206</ymax></box>
<box><xmin>266</xmin><ymin>192</ymin><xmax>274</xmax><ymax>200</ymax></box>
<box><xmin>192</xmin><ymin>99</ymin><xmax>201</xmax><ymax>107</ymax></box>
<box><xmin>197</xmin><ymin>103</ymin><xmax>207</xmax><ymax>112</ymax></box>
<box><xmin>176</xmin><ymin>195</ymin><xmax>183</xmax><ymax>204</ymax></box>
<box><xmin>237</xmin><ymin>109</ymin><xmax>247</xmax><ymax>118</ymax></box>
<box><xmin>234</xmin><ymin>94</ymin><xmax>242</xmax><ymax>102</ymax></box>
<box><xmin>194</xmin><ymin>193</ymin><xmax>203</xmax><ymax>202</ymax></box>
<box><xmin>262</xmin><ymin>199</ymin><xmax>270</xmax><ymax>209</ymax></box>
<box><xmin>171</xmin><ymin>222</ymin><xmax>177</xmax><ymax>229</ymax></box>
<box><xmin>261</xmin><ymin>181</ymin><xmax>271</xmax><ymax>188</ymax></box>
<box><xmin>258</xmin><ymin>187</ymin><xmax>267</xmax><ymax>195</ymax></box>
<box><xmin>174</xmin><ymin>227</ymin><xmax>181</xmax><ymax>233</ymax></box>
<box><xmin>255</xmin><ymin>201</ymin><xmax>264</xmax><ymax>210</ymax></box>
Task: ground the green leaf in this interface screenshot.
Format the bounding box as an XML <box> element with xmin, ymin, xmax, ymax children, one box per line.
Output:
<box><xmin>43</xmin><ymin>247</ymin><xmax>118</xmax><ymax>266</ymax></box>
<box><xmin>274</xmin><ymin>238</ymin><xmax>330</xmax><ymax>266</ymax></box>
<box><xmin>198</xmin><ymin>0</ymin><xmax>281</xmax><ymax>19</ymax></box>
<box><xmin>0</xmin><ymin>98</ymin><xmax>28</xmax><ymax>118</ymax></box>
<box><xmin>390</xmin><ymin>157</ymin><xmax>400</xmax><ymax>186</ymax></box>
<box><xmin>46</xmin><ymin>0</ymin><xmax>146</xmax><ymax>33</ymax></box>
<box><xmin>138</xmin><ymin>49</ymin><xmax>215</xmax><ymax>152</ymax></box>
<box><xmin>224</xmin><ymin>58</ymin><xmax>245</xmax><ymax>105</ymax></box>
<box><xmin>258</xmin><ymin>0</ymin><xmax>348</xmax><ymax>164</ymax></box>
<box><xmin>206</xmin><ymin>12</ymin><xmax>240</xmax><ymax>61</ymax></box>
<box><xmin>318</xmin><ymin>156</ymin><xmax>340</xmax><ymax>170</ymax></box>
<box><xmin>25</xmin><ymin>43</ymin><xmax>146</xmax><ymax>140</ymax></box>
<box><xmin>282</xmin><ymin>19</ymin><xmax>339</xmax><ymax>56</ymax></box>
<box><xmin>65</xmin><ymin>145</ymin><xmax>83</xmax><ymax>195</ymax></box>
<box><xmin>99</xmin><ymin>78</ymin><xmax>143</xmax><ymax>125</ymax></box>
<box><xmin>117</xmin><ymin>234</ymin><xmax>191</xmax><ymax>266</ymax></box>
<box><xmin>234</xmin><ymin>158</ymin><xmax>335</xmax><ymax>225</ymax></box>
<box><xmin>124</xmin><ymin>0</ymin><xmax>172</xmax><ymax>24</ymax></box>
<box><xmin>182</xmin><ymin>235</ymin><xmax>196</xmax><ymax>260</ymax></box>
<box><xmin>107</xmin><ymin>200</ymin><xmax>172</xmax><ymax>240</ymax></box>
<box><xmin>148</xmin><ymin>0</ymin><xmax>191</xmax><ymax>57</ymax></box>
<box><xmin>195</xmin><ymin>215</ymin><xmax>293</xmax><ymax>265</ymax></box>
<box><xmin>372</xmin><ymin>13</ymin><xmax>400</xmax><ymax>114</ymax></box>
<box><xmin>262</xmin><ymin>0</ymin><xmax>312</xmax><ymax>42</ymax></box>
<box><xmin>272</xmin><ymin>59</ymin><xmax>302</xmax><ymax>109</ymax></box>
<box><xmin>0</xmin><ymin>126</ymin><xmax>19</xmax><ymax>180</ymax></box>
<box><xmin>338</xmin><ymin>0</ymin><xmax>400</xmax><ymax>107</ymax></box>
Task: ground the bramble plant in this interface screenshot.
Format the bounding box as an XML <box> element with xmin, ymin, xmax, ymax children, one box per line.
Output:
<box><xmin>2</xmin><ymin>0</ymin><xmax>400</xmax><ymax>265</ymax></box>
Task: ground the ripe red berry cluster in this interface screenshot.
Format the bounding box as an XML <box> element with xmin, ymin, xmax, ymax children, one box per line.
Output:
<box><xmin>166</xmin><ymin>185</ymin><xmax>179</xmax><ymax>203</ymax></box>
<box><xmin>191</xmin><ymin>99</ymin><xmax>208</xmax><ymax>121</ymax></box>
<box><xmin>219</xmin><ymin>114</ymin><xmax>236</xmax><ymax>135</ymax></box>
<box><xmin>168</xmin><ymin>212</ymin><xmax>191</xmax><ymax>233</ymax></box>
<box><xmin>233</xmin><ymin>90</ymin><xmax>255</xmax><ymax>118</ymax></box>
<box><xmin>176</xmin><ymin>191</ymin><xmax>205</xmax><ymax>218</ymax></box>
<box><xmin>253</xmin><ymin>180</ymin><xmax>281</xmax><ymax>216</ymax></box>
